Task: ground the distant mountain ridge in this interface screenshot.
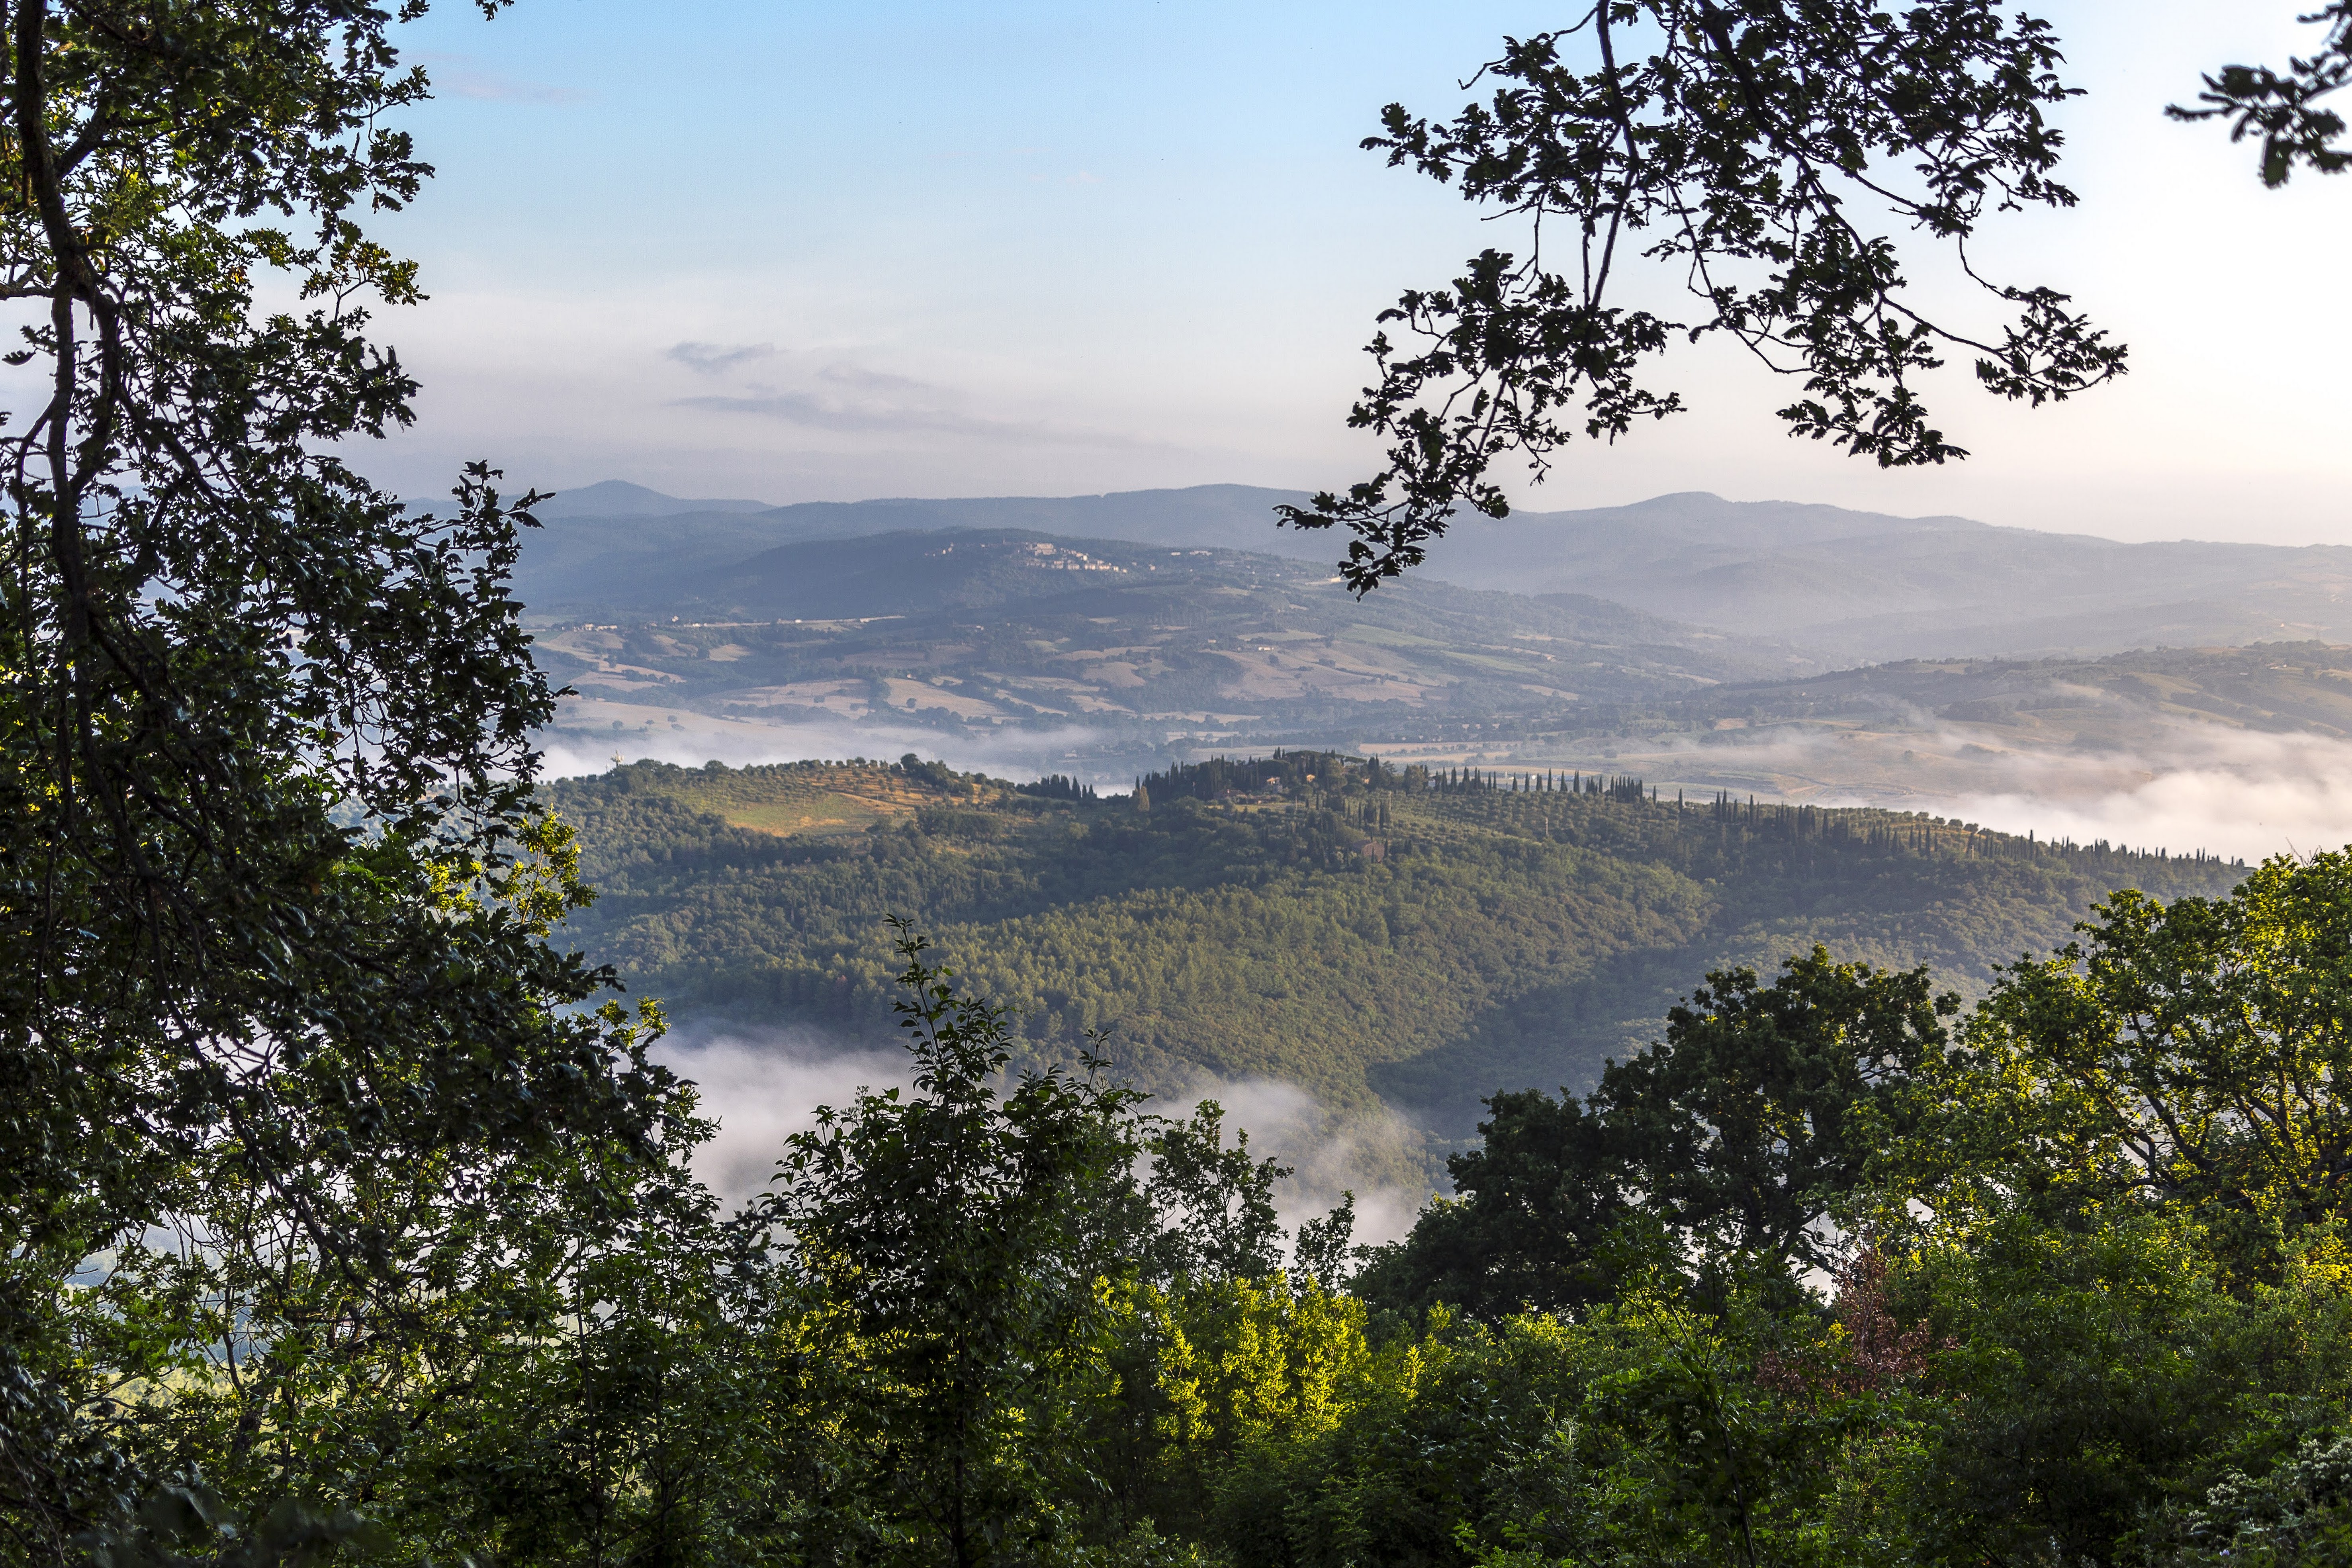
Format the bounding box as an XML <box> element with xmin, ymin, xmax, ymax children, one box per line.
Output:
<box><xmin>532</xmin><ymin>479</ymin><xmax>774</xmax><ymax>517</ymax></box>
<box><xmin>512</xmin><ymin>484</ymin><xmax>1329</xmax><ymax>613</ymax></box>
<box><xmin>514</xmin><ymin>482</ymin><xmax>2352</xmax><ymax>667</ymax></box>
<box><xmin>1435</xmin><ymin>493</ymin><xmax>2352</xmax><ymax>662</ymax></box>
<box><xmin>531</xmin><ymin>527</ymin><xmax>1807</xmax><ymax>777</ymax></box>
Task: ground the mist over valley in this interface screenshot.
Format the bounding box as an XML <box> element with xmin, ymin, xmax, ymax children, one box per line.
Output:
<box><xmin>517</xmin><ymin>480</ymin><xmax>2348</xmax><ymax>1219</ymax></box>
<box><xmin>523</xmin><ymin>481</ymin><xmax>2352</xmax><ymax>863</ymax></box>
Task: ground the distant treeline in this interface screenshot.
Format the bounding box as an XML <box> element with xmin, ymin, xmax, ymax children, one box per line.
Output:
<box><xmin>1015</xmin><ymin>773</ymin><xmax>1098</xmax><ymax>801</ymax></box>
<box><xmin>1127</xmin><ymin>750</ymin><xmax>2244</xmax><ymax>870</ymax></box>
<box><xmin>1686</xmin><ymin>790</ymin><xmax>2244</xmax><ymax>867</ymax></box>
<box><xmin>1133</xmin><ymin>750</ymin><xmax>1367</xmax><ymax>803</ymax></box>
<box><xmin>1134</xmin><ymin>750</ymin><xmax>1651</xmax><ymax>804</ymax></box>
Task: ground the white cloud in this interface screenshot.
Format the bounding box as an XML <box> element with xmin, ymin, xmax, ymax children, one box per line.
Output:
<box><xmin>668</xmin><ymin>341</ymin><xmax>780</xmax><ymax>374</ymax></box>
<box><xmin>1159</xmin><ymin>1075</ymin><xmax>1432</xmax><ymax>1254</ymax></box>
<box><xmin>672</xmin><ymin>362</ymin><xmax>1173</xmax><ymax>451</ymax></box>
<box><xmin>1591</xmin><ymin>716</ymin><xmax>2352</xmax><ymax>865</ymax></box>
<box><xmin>1943</xmin><ymin>731</ymin><xmax>2352</xmax><ymax>864</ymax></box>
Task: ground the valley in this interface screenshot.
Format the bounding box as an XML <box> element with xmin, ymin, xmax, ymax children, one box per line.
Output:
<box><xmin>520</xmin><ymin>488</ymin><xmax>2352</xmax><ymax>861</ymax></box>
<box><xmin>528</xmin><ymin>527</ymin><xmax>1806</xmax><ymax>777</ymax></box>
<box><xmin>524</xmin><ymin>483</ymin><xmax>2350</xmax><ymax>1176</ymax></box>
<box><xmin>524</xmin><ymin>482</ymin><xmax>2352</xmax><ymax>665</ymax></box>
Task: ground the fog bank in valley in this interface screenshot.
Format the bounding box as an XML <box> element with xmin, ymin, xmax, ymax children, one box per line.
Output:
<box><xmin>1939</xmin><ymin>729</ymin><xmax>2352</xmax><ymax>865</ymax></box>
<box><xmin>655</xmin><ymin>1024</ymin><xmax>1430</xmax><ymax>1253</ymax></box>
<box><xmin>1575</xmin><ymin>714</ymin><xmax>2352</xmax><ymax>866</ymax></box>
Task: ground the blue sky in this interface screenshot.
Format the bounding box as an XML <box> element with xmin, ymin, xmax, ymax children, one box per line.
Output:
<box><xmin>366</xmin><ymin>1</ymin><xmax>2352</xmax><ymax>546</ymax></box>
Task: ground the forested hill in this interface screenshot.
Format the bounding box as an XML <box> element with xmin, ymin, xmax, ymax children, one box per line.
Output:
<box><xmin>547</xmin><ymin>755</ymin><xmax>2244</xmax><ymax>1143</ymax></box>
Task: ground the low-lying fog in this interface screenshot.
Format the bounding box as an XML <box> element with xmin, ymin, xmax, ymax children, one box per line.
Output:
<box><xmin>542</xmin><ymin>704</ymin><xmax>2352</xmax><ymax>866</ymax></box>
<box><xmin>574</xmin><ymin>698</ymin><xmax>2351</xmax><ymax>1236</ymax></box>
<box><xmin>1942</xmin><ymin>730</ymin><xmax>2352</xmax><ymax>863</ymax></box>
<box><xmin>1574</xmin><ymin>722</ymin><xmax>2352</xmax><ymax>864</ymax></box>
<box><xmin>657</xmin><ymin>1022</ymin><xmax>1430</xmax><ymax>1252</ymax></box>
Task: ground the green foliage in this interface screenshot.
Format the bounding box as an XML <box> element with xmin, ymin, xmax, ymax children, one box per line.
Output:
<box><xmin>476</xmin><ymin>857</ymin><xmax>2352</xmax><ymax>1568</ymax></box>
<box><xmin>1143</xmin><ymin>1103</ymin><xmax>1289</xmax><ymax>1285</ymax></box>
<box><xmin>548</xmin><ymin>756</ymin><xmax>2239</xmax><ymax>1140</ymax></box>
<box><xmin>1332</xmin><ymin>853</ymin><xmax>2352</xmax><ymax>1566</ymax></box>
<box><xmin>1351</xmin><ymin>1086</ymin><xmax>1632</xmax><ymax>1320</ymax></box>
<box><xmin>386</xmin><ymin>1155</ymin><xmax>832</xmax><ymax>1566</ymax></box>
<box><xmin>1605</xmin><ymin>951</ymin><xmax>1953</xmax><ymax>1275</ymax></box>
<box><xmin>37</xmin><ymin>850</ymin><xmax>2344</xmax><ymax>1568</ymax></box>
<box><xmin>1893</xmin><ymin>851</ymin><xmax>2352</xmax><ymax>1284</ymax></box>
<box><xmin>1886</xmin><ymin>1211</ymin><xmax>2352</xmax><ymax>1565</ymax></box>
<box><xmin>1278</xmin><ymin>1</ymin><xmax>2125</xmax><ymax>591</ymax></box>
<box><xmin>1360</xmin><ymin>949</ymin><xmax>1952</xmax><ymax>1317</ymax></box>
<box><xmin>0</xmin><ymin>2</ymin><xmax>687</xmax><ymax>1556</ymax></box>
<box><xmin>752</xmin><ymin>922</ymin><xmax>1151</xmax><ymax>1568</ymax></box>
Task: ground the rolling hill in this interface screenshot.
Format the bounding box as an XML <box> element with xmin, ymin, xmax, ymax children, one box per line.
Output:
<box><xmin>515</xmin><ymin>481</ymin><xmax>2352</xmax><ymax>668</ymax></box>
<box><xmin>529</xmin><ymin>529</ymin><xmax>1812</xmax><ymax>782</ymax></box>
<box><xmin>513</xmin><ymin>486</ymin><xmax>2352</xmax><ymax>853</ymax></box>
<box><xmin>1433</xmin><ymin>493</ymin><xmax>2352</xmax><ymax>663</ymax></box>
<box><xmin>511</xmin><ymin>485</ymin><xmax>1325</xmax><ymax>615</ymax></box>
<box><xmin>547</xmin><ymin>754</ymin><xmax>2246</xmax><ymax>1155</ymax></box>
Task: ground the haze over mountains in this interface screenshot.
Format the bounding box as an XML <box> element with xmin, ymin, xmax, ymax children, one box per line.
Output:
<box><xmin>518</xmin><ymin>482</ymin><xmax>2352</xmax><ymax>667</ymax></box>
<box><xmin>515</xmin><ymin>480</ymin><xmax>2352</xmax><ymax>864</ymax></box>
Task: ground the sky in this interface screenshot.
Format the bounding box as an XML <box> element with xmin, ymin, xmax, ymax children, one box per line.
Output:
<box><xmin>365</xmin><ymin>1</ymin><xmax>2352</xmax><ymax>547</ymax></box>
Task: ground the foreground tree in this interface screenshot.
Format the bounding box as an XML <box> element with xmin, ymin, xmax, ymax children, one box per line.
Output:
<box><xmin>754</xmin><ymin>924</ymin><xmax>1152</xmax><ymax>1568</ymax></box>
<box><xmin>1358</xmin><ymin>948</ymin><xmax>1950</xmax><ymax>1318</ymax></box>
<box><xmin>1904</xmin><ymin>849</ymin><xmax>2352</xmax><ymax>1278</ymax></box>
<box><xmin>0</xmin><ymin>2</ymin><xmax>687</xmax><ymax>1556</ymax></box>
<box><xmin>367</xmin><ymin>883</ymin><xmax>2352</xmax><ymax>1568</ymax></box>
<box><xmin>1601</xmin><ymin>948</ymin><xmax>1951</xmax><ymax>1275</ymax></box>
<box><xmin>1285</xmin><ymin>2</ymin><xmax>2349</xmax><ymax>594</ymax></box>
<box><xmin>747</xmin><ymin>926</ymin><xmax>1369</xmax><ymax>1568</ymax></box>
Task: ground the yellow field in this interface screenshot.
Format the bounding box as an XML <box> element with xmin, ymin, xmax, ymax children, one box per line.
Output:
<box><xmin>633</xmin><ymin>761</ymin><xmax>991</xmax><ymax>838</ymax></box>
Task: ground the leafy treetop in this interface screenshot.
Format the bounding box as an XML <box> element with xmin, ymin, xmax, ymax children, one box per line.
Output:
<box><xmin>1286</xmin><ymin>1</ymin><xmax>2346</xmax><ymax>597</ymax></box>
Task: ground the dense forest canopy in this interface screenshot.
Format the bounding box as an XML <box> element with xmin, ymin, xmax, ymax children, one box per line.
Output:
<box><xmin>117</xmin><ymin>852</ymin><xmax>2352</xmax><ymax>1568</ymax></box>
<box><xmin>546</xmin><ymin>754</ymin><xmax>2242</xmax><ymax>1141</ymax></box>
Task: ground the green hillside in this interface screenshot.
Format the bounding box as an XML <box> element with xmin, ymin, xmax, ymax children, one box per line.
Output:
<box><xmin>547</xmin><ymin>755</ymin><xmax>2246</xmax><ymax>1146</ymax></box>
